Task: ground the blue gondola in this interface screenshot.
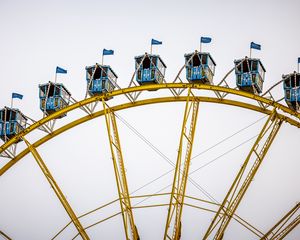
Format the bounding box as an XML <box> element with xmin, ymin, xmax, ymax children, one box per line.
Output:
<box><xmin>0</xmin><ymin>107</ymin><xmax>27</xmax><ymax>142</ymax></box>
<box><xmin>135</xmin><ymin>53</ymin><xmax>167</xmax><ymax>85</ymax></box>
<box><xmin>184</xmin><ymin>51</ymin><xmax>216</xmax><ymax>84</ymax></box>
<box><xmin>234</xmin><ymin>57</ymin><xmax>266</xmax><ymax>94</ymax></box>
<box><xmin>39</xmin><ymin>82</ymin><xmax>71</xmax><ymax>118</ymax></box>
<box><xmin>283</xmin><ymin>72</ymin><xmax>300</xmax><ymax>111</ymax></box>
<box><xmin>85</xmin><ymin>64</ymin><xmax>118</xmax><ymax>97</ymax></box>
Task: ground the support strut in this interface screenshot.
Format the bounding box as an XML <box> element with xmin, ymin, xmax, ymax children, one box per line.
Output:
<box><xmin>22</xmin><ymin>137</ymin><xmax>90</xmax><ymax>240</ymax></box>
<box><xmin>164</xmin><ymin>88</ymin><xmax>200</xmax><ymax>240</ymax></box>
<box><xmin>102</xmin><ymin>100</ymin><xmax>140</xmax><ymax>240</ymax></box>
<box><xmin>203</xmin><ymin>109</ymin><xmax>282</xmax><ymax>240</ymax></box>
<box><xmin>261</xmin><ymin>203</ymin><xmax>300</xmax><ymax>240</ymax></box>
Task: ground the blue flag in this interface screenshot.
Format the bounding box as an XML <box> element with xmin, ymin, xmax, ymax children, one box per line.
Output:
<box><xmin>56</xmin><ymin>66</ymin><xmax>67</xmax><ymax>74</ymax></box>
<box><xmin>298</xmin><ymin>57</ymin><xmax>300</xmax><ymax>63</ymax></box>
<box><xmin>250</xmin><ymin>42</ymin><xmax>261</xmax><ymax>50</ymax></box>
<box><xmin>12</xmin><ymin>93</ymin><xmax>23</xmax><ymax>100</ymax></box>
<box><xmin>200</xmin><ymin>37</ymin><xmax>212</xmax><ymax>43</ymax></box>
<box><xmin>151</xmin><ymin>39</ymin><xmax>162</xmax><ymax>45</ymax></box>
<box><xmin>103</xmin><ymin>49</ymin><xmax>114</xmax><ymax>55</ymax></box>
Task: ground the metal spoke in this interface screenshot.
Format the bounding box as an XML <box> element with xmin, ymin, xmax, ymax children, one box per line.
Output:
<box><xmin>261</xmin><ymin>203</ymin><xmax>300</xmax><ymax>240</ymax></box>
<box><xmin>164</xmin><ymin>88</ymin><xmax>199</xmax><ymax>239</ymax></box>
<box><xmin>102</xmin><ymin>100</ymin><xmax>140</xmax><ymax>240</ymax></box>
<box><xmin>22</xmin><ymin>137</ymin><xmax>90</xmax><ymax>240</ymax></box>
<box><xmin>203</xmin><ymin>109</ymin><xmax>282</xmax><ymax>240</ymax></box>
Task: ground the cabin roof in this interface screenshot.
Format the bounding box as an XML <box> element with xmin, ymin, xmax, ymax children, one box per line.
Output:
<box><xmin>85</xmin><ymin>64</ymin><xmax>118</xmax><ymax>78</ymax></box>
<box><xmin>134</xmin><ymin>53</ymin><xmax>167</xmax><ymax>68</ymax></box>
<box><xmin>184</xmin><ymin>52</ymin><xmax>216</xmax><ymax>66</ymax></box>
<box><xmin>0</xmin><ymin>107</ymin><xmax>28</xmax><ymax>120</ymax></box>
<box><xmin>39</xmin><ymin>81</ymin><xmax>72</xmax><ymax>95</ymax></box>
<box><xmin>282</xmin><ymin>72</ymin><xmax>300</xmax><ymax>80</ymax></box>
<box><xmin>234</xmin><ymin>58</ymin><xmax>266</xmax><ymax>72</ymax></box>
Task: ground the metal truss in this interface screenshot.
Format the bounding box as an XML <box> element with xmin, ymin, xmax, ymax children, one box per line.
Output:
<box><xmin>102</xmin><ymin>100</ymin><xmax>140</xmax><ymax>240</ymax></box>
<box><xmin>203</xmin><ymin>109</ymin><xmax>283</xmax><ymax>240</ymax></box>
<box><xmin>164</xmin><ymin>88</ymin><xmax>199</xmax><ymax>239</ymax></box>
<box><xmin>22</xmin><ymin>137</ymin><xmax>90</xmax><ymax>240</ymax></box>
<box><xmin>0</xmin><ymin>84</ymin><xmax>299</xmax><ymax>238</ymax></box>
<box><xmin>261</xmin><ymin>203</ymin><xmax>300</xmax><ymax>240</ymax></box>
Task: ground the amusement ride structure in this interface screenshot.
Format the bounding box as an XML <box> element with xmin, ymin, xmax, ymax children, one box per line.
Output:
<box><xmin>0</xmin><ymin>39</ymin><xmax>299</xmax><ymax>240</ymax></box>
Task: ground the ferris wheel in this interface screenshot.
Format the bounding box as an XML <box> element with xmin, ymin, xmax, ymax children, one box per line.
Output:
<box><xmin>0</xmin><ymin>40</ymin><xmax>299</xmax><ymax>240</ymax></box>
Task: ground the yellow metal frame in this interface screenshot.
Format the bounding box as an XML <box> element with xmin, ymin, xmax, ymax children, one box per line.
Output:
<box><xmin>102</xmin><ymin>100</ymin><xmax>139</xmax><ymax>240</ymax></box>
<box><xmin>0</xmin><ymin>84</ymin><xmax>299</xmax><ymax>238</ymax></box>
<box><xmin>203</xmin><ymin>110</ymin><xmax>283</xmax><ymax>240</ymax></box>
<box><xmin>261</xmin><ymin>203</ymin><xmax>300</xmax><ymax>240</ymax></box>
<box><xmin>22</xmin><ymin>137</ymin><xmax>90</xmax><ymax>240</ymax></box>
<box><xmin>164</xmin><ymin>89</ymin><xmax>199</xmax><ymax>239</ymax></box>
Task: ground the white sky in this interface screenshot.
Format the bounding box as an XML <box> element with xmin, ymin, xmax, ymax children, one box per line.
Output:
<box><xmin>0</xmin><ymin>0</ymin><xmax>300</xmax><ymax>239</ymax></box>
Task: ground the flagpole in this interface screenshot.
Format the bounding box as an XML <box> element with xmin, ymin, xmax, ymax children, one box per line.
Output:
<box><xmin>150</xmin><ymin>44</ymin><xmax>153</xmax><ymax>54</ymax></box>
<box><xmin>55</xmin><ymin>72</ymin><xmax>57</xmax><ymax>84</ymax></box>
<box><xmin>102</xmin><ymin>54</ymin><xmax>104</xmax><ymax>65</ymax></box>
<box><xmin>250</xmin><ymin>48</ymin><xmax>252</xmax><ymax>58</ymax></box>
<box><xmin>200</xmin><ymin>42</ymin><xmax>202</xmax><ymax>53</ymax></box>
<box><xmin>11</xmin><ymin>97</ymin><xmax>13</xmax><ymax>109</ymax></box>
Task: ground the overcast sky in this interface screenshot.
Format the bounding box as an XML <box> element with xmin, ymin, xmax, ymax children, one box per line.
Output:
<box><xmin>0</xmin><ymin>0</ymin><xmax>299</xmax><ymax>239</ymax></box>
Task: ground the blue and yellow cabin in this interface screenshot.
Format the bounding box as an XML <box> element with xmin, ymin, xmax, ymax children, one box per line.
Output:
<box><xmin>234</xmin><ymin>57</ymin><xmax>266</xmax><ymax>94</ymax></box>
<box><xmin>283</xmin><ymin>72</ymin><xmax>300</xmax><ymax>111</ymax></box>
<box><xmin>85</xmin><ymin>64</ymin><xmax>118</xmax><ymax>97</ymax></box>
<box><xmin>0</xmin><ymin>107</ymin><xmax>27</xmax><ymax>142</ymax></box>
<box><xmin>39</xmin><ymin>82</ymin><xmax>71</xmax><ymax>118</ymax></box>
<box><xmin>184</xmin><ymin>51</ymin><xmax>216</xmax><ymax>84</ymax></box>
<box><xmin>135</xmin><ymin>53</ymin><xmax>166</xmax><ymax>85</ymax></box>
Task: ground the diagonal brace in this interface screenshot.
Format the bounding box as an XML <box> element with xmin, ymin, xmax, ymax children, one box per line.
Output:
<box><xmin>22</xmin><ymin>137</ymin><xmax>89</xmax><ymax>240</ymax></box>
<box><xmin>261</xmin><ymin>203</ymin><xmax>300</xmax><ymax>240</ymax></box>
<box><xmin>102</xmin><ymin>100</ymin><xmax>140</xmax><ymax>240</ymax></box>
<box><xmin>164</xmin><ymin>88</ymin><xmax>200</xmax><ymax>240</ymax></box>
<box><xmin>203</xmin><ymin>109</ymin><xmax>283</xmax><ymax>240</ymax></box>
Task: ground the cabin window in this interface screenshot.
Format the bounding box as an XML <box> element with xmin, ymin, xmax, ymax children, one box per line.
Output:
<box><xmin>285</xmin><ymin>78</ymin><xmax>291</xmax><ymax>88</ymax></box>
<box><xmin>10</xmin><ymin>123</ymin><xmax>14</xmax><ymax>133</ymax></box>
<box><xmin>236</xmin><ymin>62</ymin><xmax>242</xmax><ymax>74</ymax></box>
<box><xmin>94</xmin><ymin>67</ymin><xmax>102</xmax><ymax>79</ymax></box>
<box><xmin>207</xmin><ymin>57</ymin><xmax>215</xmax><ymax>73</ymax></box>
<box><xmin>286</xmin><ymin>89</ymin><xmax>291</xmax><ymax>99</ymax></box>
<box><xmin>192</xmin><ymin>55</ymin><xmax>201</xmax><ymax>66</ymax></box>
<box><xmin>143</xmin><ymin>57</ymin><xmax>151</xmax><ymax>69</ymax></box>
<box><xmin>291</xmin><ymin>76</ymin><xmax>300</xmax><ymax>88</ymax></box>
<box><xmin>201</xmin><ymin>54</ymin><xmax>207</xmax><ymax>65</ymax></box>
<box><xmin>252</xmin><ymin>61</ymin><xmax>258</xmax><ymax>71</ymax></box>
<box><xmin>152</xmin><ymin>57</ymin><xmax>157</xmax><ymax>67</ymax></box>
<box><xmin>47</xmin><ymin>84</ymin><xmax>59</xmax><ymax>97</ymax></box>
<box><xmin>242</xmin><ymin>61</ymin><xmax>250</xmax><ymax>73</ymax></box>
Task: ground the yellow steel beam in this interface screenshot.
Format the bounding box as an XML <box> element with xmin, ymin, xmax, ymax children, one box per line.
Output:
<box><xmin>1</xmin><ymin>96</ymin><xmax>298</xmax><ymax>178</ymax></box>
<box><xmin>0</xmin><ymin>231</ymin><xmax>12</xmax><ymax>240</ymax></box>
<box><xmin>102</xmin><ymin>100</ymin><xmax>139</xmax><ymax>240</ymax></box>
<box><xmin>1</xmin><ymin>83</ymin><xmax>299</xmax><ymax>156</ymax></box>
<box><xmin>22</xmin><ymin>137</ymin><xmax>90</xmax><ymax>240</ymax></box>
<box><xmin>203</xmin><ymin>110</ymin><xmax>283</xmax><ymax>240</ymax></box>
<box><xmin>261</xmin><ymin>203</ymin><xmax>300</xmax><ymax>240</ymax></box>
<box><xmin>164</xmin><ymin>89</ymin><xmax>200</xmax><ymax>239</ymax></box>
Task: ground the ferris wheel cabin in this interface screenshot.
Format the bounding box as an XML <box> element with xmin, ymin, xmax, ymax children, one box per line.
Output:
<box><xmin>234</xmin><ymin>57</ymin><xmax>266</xmax><ymax>94</ymax></box>
<box><xmin>282</xmin><ymin>72</ymin><xmax>300</xmax><ymax>111</ymax></box>
<box><xmin>39</xmin><ymin>82</ymin><xmax>71</xmax><ymax>118</ymax></box>
<box><xmin>135</xmin><ymin>53</ymin><xmax>167</xmax><ymax>85</ymax></box>
<box><xmin>0</xmin><ymin>107</ymin><xmax>27</xmax><ymax>142</ymax></box>
<box><xmin>184</xmin><ymin>51</ymin><xmax>216</xmax><ymax>84</ymax></box>
<box><xmin>85</xmin><ymin>64</ymin><xmax>118</xmax><ymax>97</ymax></box>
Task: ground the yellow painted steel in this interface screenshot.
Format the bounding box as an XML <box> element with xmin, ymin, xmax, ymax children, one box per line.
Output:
<box><xmin>0</xmin><ymin>231</ymin><xmax>12</xmax><ymax>240</ymax></box>
<box><xmin>0</xmin><ymin>84</ymin><xmax>299</xmax><ymax>238</ymax></box>
<box><xmin>203</xmin><ymin>110</ymin><xmax>283</xmax><ymax>240</ymax></box>
<box><xmin>261</xmin><ymin>203</ymin><xmax>300</xmax><ymax>240</ymax></box>
<box><xmin>1</xmin><ymin>83</ymin><xmax>300</xmax><ymax>156</ymax></box>
<box><xmin>1</xmin><ymin>96</ymin><xmax>299</xmax><ymax>178</ymax></box>
<box><xmin>22</xmin><ymin>137</ymin><xmax>90</xmax><ymax>240</ymax></box>
<box><xmin>164</xmin><ymin>89</ymin><xmax>200</xmax><ymax>240</ymax></box>
<box><xmin>102</xmin><ymin>100</ymin><xmax>140</xmax><ymax>240</ymax></box>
